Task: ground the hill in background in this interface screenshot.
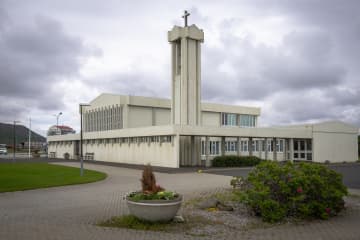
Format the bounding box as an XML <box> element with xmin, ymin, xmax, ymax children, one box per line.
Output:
<box><xmin>0</xmin><ymin>123</ymin><xmax>46</xmax><ymax>145</ymax></box>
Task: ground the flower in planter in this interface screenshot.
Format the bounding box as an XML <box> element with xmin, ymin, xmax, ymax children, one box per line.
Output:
<box><xmin>296</xmin><ymin>187</ymin><xmax>303</xmax><ymax>193</ymax></box>
<box><xmin>127</xmin><ymin>164</ymin><xmax>179</xmax><ymax>201</ymax></box>
<box><xmin>325</xmin><ymin>207</ymin><xmax>331</xmax><ymax>214</ymax></box>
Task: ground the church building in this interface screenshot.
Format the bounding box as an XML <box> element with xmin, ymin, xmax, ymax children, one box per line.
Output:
<box><xmin>47</xmin><ymin>13</ymin><xmax>358</xmax><ymax>168</ymax></box>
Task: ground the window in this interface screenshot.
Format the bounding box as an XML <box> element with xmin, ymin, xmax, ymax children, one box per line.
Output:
<box><xmin>306</xmin><ymin>140</ymin><xmax>312</xmax><ymax>151</ymax></box>
<box><xmin>221</xmin><ymin>113</ymin><xmax>237</xmax><ymax>126</ymax></box>
<box><xmin>300</xmin><ymin>141</ymin><xmax>305</xmax><ymax>151</ymax></box>
<box><xmin>276</xmin><ymin>139</ymin><xmax>284</xmax><ymax>152</ymax></box>
<box><xmin>201</xmin><ymin>140</ymin><xmax>220</xmax><ymax>155</ymax></box>
<box><xmin>160</xmin><ymin>136</ymin><xmax>172</xmax><ymax>143</ymax></box>
<box><xmin>239</xmin><ymin>115</ymin><xmax>256</xmax><ymax>127</ymax></box>
<box><xmin>225</xmin><ymin>141</ymin><xmax>237</xmax><ymax>152</ymax></box>
<box><xmin>209</xmin><ymin>141</ymin><xmax>220</xmax><ymax>155</ymax></box>
<box><xmin>267</xmin><ymin>140</ymin><xmax>273</xmax><ymax>152</ymax></box>
<box><xmin>252</xmin><ymin>140</ymin><xmax>259</xmax><ymax>152</ymax></box>
<box><xmin>201</xmin><ymin>141</ymin><xmax>206</xmax><ymax>155</ymax></box>
<box><xmin>240</xmin><ymin>140</ymin><xmax>248</xmax><ymax>152</ymax></box>
<box><xmin>294</xmin><ymin>141</ymin><xmax>299</xmax><ymax>151</ymax></box>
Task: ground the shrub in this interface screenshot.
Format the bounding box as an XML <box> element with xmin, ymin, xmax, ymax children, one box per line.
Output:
<box><xmin>238</xmin><ymin>161</ymin><xmax>347</xmax><ymax>222</ymax></box>
<box><xmin>212</xmin><ymin>155</ymin><xmax>262</xmax><ymax>167</ymax></box>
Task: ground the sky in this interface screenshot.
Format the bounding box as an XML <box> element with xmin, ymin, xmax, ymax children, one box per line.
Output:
<box><xmin>0</xmin><ymin>0</ymin><xmax>359</xmax><ymax>136</ymax></box>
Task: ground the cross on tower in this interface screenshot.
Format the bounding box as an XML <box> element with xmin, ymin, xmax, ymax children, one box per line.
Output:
<box><xmin>182</xmin><ymin>10</ymin><xmax>190</xmax><ymax>27</ymax></box>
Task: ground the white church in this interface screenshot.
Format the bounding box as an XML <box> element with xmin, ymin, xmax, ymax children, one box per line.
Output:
<box><xmin>47</xmin><ymin>14</ymin><xmax>358</xmax><ymax>168</ymax></box>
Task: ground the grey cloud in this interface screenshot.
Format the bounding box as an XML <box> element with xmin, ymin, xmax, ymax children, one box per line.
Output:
<box><xmin>271</xmin><ymin>92</ymin><xmax>336</xmax><ymax>121</ymax></box>
<box><xmin>202</xmin><ymin>28</ymin><xmax>346</xmax><ymax>101</ymax></box>
<box><xmin>1</xmin><ymin>0</ymin><xmax>359</xmax><ymax>129</ymax></box>
<box><xmin>0</xmin><ymin>8</ymin><xmax>101</xmax><ymax>122</ymax></box>
<box><xmin>325</xmin><ymin>88</ymin><xmax>360</xmax><ymax>107</ymax></box>
<box><xmin>199</xmin><ymin>10</ymin><xmax>360</xmax><ymax>127</ymax></box>
<box><xmin>86</xmin><ymin>71</ymin><xmax>170</xmax><ymax>98</ymax></box>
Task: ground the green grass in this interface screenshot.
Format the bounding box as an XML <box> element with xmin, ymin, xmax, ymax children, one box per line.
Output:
<box><xmin>0</xmin><ymin>163</ymin><xmax>107</xmax><ymax>192</ymax></box>
<box><xmin>98</xmin><ymin>215</ymin><xmax>174</xmax><ymax>231</ymax></box>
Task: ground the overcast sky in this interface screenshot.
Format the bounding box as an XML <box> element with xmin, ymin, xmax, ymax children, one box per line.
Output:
<box><xmin>0</xmin><ymin>0</ymin><xmax>359</xmax><ymax>136</ymax></box>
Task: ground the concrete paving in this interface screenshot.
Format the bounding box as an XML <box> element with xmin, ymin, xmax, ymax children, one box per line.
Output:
<box><xmin>0</xmin><ymin>162</ymin><xmax>360</xmax><ymax>240</ymax></box>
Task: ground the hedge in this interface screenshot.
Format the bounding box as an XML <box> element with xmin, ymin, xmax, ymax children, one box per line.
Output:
<box><xmin>212</xmin><ymin>155</ymin><xmax>262</xmax><ymax>167</ymax></box>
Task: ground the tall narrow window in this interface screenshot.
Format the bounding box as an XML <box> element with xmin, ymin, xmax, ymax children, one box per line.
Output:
<box><xmin>208</xmin><ymin>141</ymin><xmax>220</xmax><ymax>155</ymax></box>
<box><xmin>241</xmin><ymin>140</ymin><xmax>248</xmax><ymax>152</ymax></box>
<box><xmin>201</xmin><ymin>141</ymin><xmax>206</xmax><ymax>155</ymax></box>
<box><xmin>276</xmin><ymin>139</ymin><xmax>284</xmax><ymax>152</ymax></box>
<box><xmin>267</xmin><ymin>140</ymin><xmax>273</xmax><ymax>152</ymax></box>
<box><xmin>176</xmin><ymin>42</ymin><xmax>181</xmax><ymax>75</ymax></box>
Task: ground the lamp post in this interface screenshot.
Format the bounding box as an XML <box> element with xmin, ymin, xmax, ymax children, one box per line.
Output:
<box><xmin>79</xmin><ymin>103</ymin><xmax>90</xmax><ymax>176</ymax></box>
<box><xmin>13</xmin><ymin>120</ymin><xmax>21</xmax><ymax>163</ymax></box>
<box><xmin>54</xmin><ymin>112</ymin><xmax>62</xmax><ymax>134</ymax></box>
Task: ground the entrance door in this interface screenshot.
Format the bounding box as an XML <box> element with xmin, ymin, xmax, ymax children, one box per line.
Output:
<box><xmin>294</xmin><ymin>140</ymin><xmax>305</xmax><ymax>160</ymax></box>
<box><xmin>293</xmin><ymin>139</ymin><xmax>312</xmax><ymax>161</ymax></box>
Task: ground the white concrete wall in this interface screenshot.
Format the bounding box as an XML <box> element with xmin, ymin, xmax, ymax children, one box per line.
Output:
<box><xmin>128</xmin><ymin>106</ymin><xmax>153</xmax><ymax>128</ymax></box>
<box><xmin>48</xmin><ymin>142</ymin><xmax>74</xmax><ymax>159</ymax></box>
<box><xmin>48</xmin><ymin>138</ymin><xmax>179</xmax><ymax>168</ymax></box>
<box><xmin>313</xmin><ymin>132</ymin><xmax>358</xmax><ymax>163</ymax></box>
<box><xmin>202</xmin><ymin>111</ymin><xmax>220</xmax><ymax>127</ymax></box>
<box><xmin>154</xmin><ymin>108</ymin><xmax>171</xmax><ymax>125</ymax></box>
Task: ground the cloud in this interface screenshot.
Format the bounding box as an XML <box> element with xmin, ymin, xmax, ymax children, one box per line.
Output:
<box><xmin>85</xmin><ymin>70</ymin><xmax>170</xmax><ymax>98</ymax></box>
<box><xmin>200</xmin><ymin>10</ymin><xmax>359</xmax><ymax>126</ymax></box>
<box><xmin>0</xmin><ymin>0</ymin><xmax>359</xmax><ymax>132</ymax></box>
<box><xmin>202</xmin><ymin>30</ymin><xmax>343</xmax><ymax>97</ymax></box>
<box><xmin>0</xmin><ymin>10</ymin><xmax>100</xmax><ymax>123</ymax></box>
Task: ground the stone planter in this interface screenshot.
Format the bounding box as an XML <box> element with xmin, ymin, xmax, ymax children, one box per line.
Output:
<box><xmin>126</xmin><ymin>195</ymin><xmax>183</xmax><ymax>222</ymax></box>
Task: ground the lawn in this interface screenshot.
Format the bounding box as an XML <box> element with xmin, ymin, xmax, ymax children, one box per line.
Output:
<box><xmin>0</xmin><ymin>163</ymin><xmax>107</xmax><ymax>192</ymax></box>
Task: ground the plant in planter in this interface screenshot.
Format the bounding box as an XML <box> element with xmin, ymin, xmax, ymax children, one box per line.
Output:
<box><xmin>126</xmin><ymin>164</ymin><xmax>182</xmax><ymax>222</ymax></box>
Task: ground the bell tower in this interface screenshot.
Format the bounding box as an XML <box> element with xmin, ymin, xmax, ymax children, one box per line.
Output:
<box><xmin>168</xmin><ymin>11</ymin><xmax>204</xmax><ymax>126</ymax></box>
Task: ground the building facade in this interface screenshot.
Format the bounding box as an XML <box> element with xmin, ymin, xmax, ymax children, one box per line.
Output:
<box><xmin>47</xmin><ymin>125</ymin><xmax>76</xmax><ymax>136</ymax></box>
<box><xmin>47</xmin><ymin>23</ymin><xmax>358</xmax><ymax>168</ymax></box>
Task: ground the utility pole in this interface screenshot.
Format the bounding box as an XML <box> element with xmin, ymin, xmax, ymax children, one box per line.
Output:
<box><xmin>28</xmin><ymin>118</ymin><xmax>31</xmax><ymax>159</ymax></box>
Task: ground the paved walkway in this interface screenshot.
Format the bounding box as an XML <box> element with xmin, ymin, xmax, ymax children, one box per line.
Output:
<box><xmin>0</xmin><ymin>162</ymin><xmax>359</xmax><ymax>240</ymax></box>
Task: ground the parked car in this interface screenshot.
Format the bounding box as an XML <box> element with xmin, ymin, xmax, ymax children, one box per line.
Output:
<box><xmin>0</xmin><ymin>144</ymin><xmax>7</xmax><ymax>155</ymax></box>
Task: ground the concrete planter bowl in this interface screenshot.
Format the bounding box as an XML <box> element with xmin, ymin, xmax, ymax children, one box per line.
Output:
<box><xmin>126</xmin><ymin>195</ymin><xmax>183</xmax><ymax>222</ymax></box>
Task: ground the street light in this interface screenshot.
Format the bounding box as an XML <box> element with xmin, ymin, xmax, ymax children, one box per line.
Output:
<box><xmin>13</xmin><ymin>120</ymin><xmax>21</xmax><ymax>163</ymax></box>
<box><xmin>53</xmin><ymin>112</ymin><xmax>62</xmax><ymax>134</ymax></box>
<box><xmin>79</xmin><ymin>103</ymin><xmax>90</xmax><ymax>176</ymax></box>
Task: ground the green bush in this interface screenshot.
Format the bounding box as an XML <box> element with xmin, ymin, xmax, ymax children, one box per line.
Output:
<box><xmin>212</xmin><ymin>155</ymin><xmax>262</xmax><ymax>167</ymax></box>
<box><xmin>238</xmin><ymin>161</ymin><xmax>347</xmax><ymax>223</ymax></box>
